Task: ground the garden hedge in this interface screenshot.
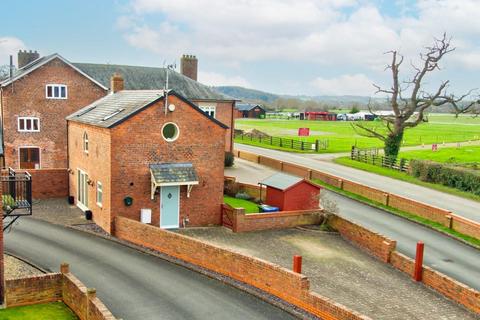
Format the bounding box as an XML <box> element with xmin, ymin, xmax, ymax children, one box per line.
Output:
<box><xmin>409</xmin><ymin>159</ymin><xmax>480</xmax><ymax>195</ymax></box>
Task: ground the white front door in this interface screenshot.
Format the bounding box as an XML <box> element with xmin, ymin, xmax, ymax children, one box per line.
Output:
<box><xmin>77</xmin><ymin>169</ymin><xmax>89</xmax><ymax>210</ymax></box>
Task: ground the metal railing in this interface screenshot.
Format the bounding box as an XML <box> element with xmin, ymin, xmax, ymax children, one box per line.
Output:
<box><xmin>2</xmin><ymin>167</ymin><xmax>33</xmax><ymax>231</ymax></box>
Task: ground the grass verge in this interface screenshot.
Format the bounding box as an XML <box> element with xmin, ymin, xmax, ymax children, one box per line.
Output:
<box><xmin>223</xmin><ymin>195</ymin><xmax>259</xmax><ymax>213</ymax></box>
<box><xmin>333</xmin><ymin>157</ymin><xmax>480</xmax><ymax>202</ymax></box>
<box><xmin>0</xmin><ymin>302</ymin><xmax>78</xmax><ymax>320</ymax></box>
<box><xmin>313</xmin><ymin>179</ymin><xmax>480</xmax><ymax>249</ymax></box>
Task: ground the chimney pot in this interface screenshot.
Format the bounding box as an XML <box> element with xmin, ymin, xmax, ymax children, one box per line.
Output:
<box><xmin>110</xmin><ymin>73</ymin><xmax>124</xmax><ymax>93</ymax></box>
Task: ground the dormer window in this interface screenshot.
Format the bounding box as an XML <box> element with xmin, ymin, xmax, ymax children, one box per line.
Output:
<box><xmin>46</xmin><ymin>84</ymin><xmax>67</xmax><ymax>99</ymax></box>
<box><xmin>18</xmin><ymin>117</ymin><xmax>40</xmax><ymax>132</ymax></box>
<box><xmin>83</xmin><ymin>132</ymin><xmax>89</xmax><ymax>154</ymax></box>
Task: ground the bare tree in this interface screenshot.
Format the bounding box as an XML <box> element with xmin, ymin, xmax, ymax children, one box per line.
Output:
<box><xmin>355</xmin><ymin>34</ymin><xmax>479</xmax><ymax>158</ymax></box>
<box><xmin>0</xmin><ymin>65</ymin><xmax>10</xmax><ymax>81</ymax></box>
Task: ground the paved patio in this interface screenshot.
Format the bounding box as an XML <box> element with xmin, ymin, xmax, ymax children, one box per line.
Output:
<box><xmin>31</xmin><ymin>198</ymin><xmax>89</xmax><ymax>226</ymax></box>
<box><xmin>178</xmin><ymin>227</ymin><xmax>479</xmax><ymax>320</ymax></box>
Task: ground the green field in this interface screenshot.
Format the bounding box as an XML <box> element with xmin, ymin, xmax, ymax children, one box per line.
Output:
<box><xmin>0</xmin><ymin>302</ymin><xmax>78</xmax><ymax>320</ymax></box>
<box><xmin>235</xmin><ymin>114</ymin><xmax>480</xmax><ymax>153</ymax></box>
<box><xmin>399</xmin><ymin>145</ymin><xmax>480</xmax><ymax>166</ymax></box>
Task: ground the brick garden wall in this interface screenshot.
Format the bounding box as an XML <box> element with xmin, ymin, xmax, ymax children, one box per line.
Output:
<box><xmin>114</xmin><ymin>216</ymin><xmax>369</xmax><ymax>320</ymax></box>
<box><xmin>235</xmin><ymin>209</ymin><xmax>323</xmax><ymax>233</ymax></box>
<box><xmin>236</xmin><ymin>150</ymin><xmax>480</xmax><ymax>241</ymax></box>
<box><xmin>4</xmin><ymin>264</ymin><xmax>115</xmax><ymax>319</ymax></box>
<box><xmin>28</xmin><ymin>169</ymin><xmax>68</xmax><ymax>199</ymax></box>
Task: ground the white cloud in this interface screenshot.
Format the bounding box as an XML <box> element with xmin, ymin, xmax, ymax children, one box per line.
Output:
<box><xmin>198</xmin><ymin>71</ymin><xmax>251</xmax><ymax>88</ymax></box>
<box><xmin>0</xmin><ymin>37</ymin><xmax>26</xmax><ymax>65</ymax></box>
<box><xmin>311</xmin><ymin>74</ymin><xmax>375</xmax><ymax>96</ymax></box>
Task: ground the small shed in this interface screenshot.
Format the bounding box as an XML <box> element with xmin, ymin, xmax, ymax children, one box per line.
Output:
<box><xmin>235</xmin><ymin>103</ymin><xmax>266</xmax><ymax>118</ymax></box>
<box><xmin>259</xmin><ymin>173</ymin><xmax>322</xmax><ymax>211</ymax></box>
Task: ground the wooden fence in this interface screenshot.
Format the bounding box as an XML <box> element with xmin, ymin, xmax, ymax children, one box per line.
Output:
<box><xmin>351</xmin><ymin>147</ymin><xmax>410</xmax><ymax>172</ymax></box>
<box><xmin>235</xmin><ymin>133</ymin><xmax>329</xmax><ymax>152</ymax></box>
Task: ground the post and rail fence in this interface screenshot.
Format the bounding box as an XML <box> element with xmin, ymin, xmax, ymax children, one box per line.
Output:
<box><xmin>235</xmin><ymin>132</ymin><xmax>329</xmax><ymax>152</ymax></box>
<box><xmin>351</xmin><ymin>146</ymin><xmax>410</xmax><ymax>172</ymax></box>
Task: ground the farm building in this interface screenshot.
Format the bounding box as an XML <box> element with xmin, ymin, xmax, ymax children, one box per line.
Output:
<box><xmin>235</xmin><ymin>103</ymin><xmax>266</xmax><ymax>118</ymax></box>
<box><xmin>300</xmin><ymin>111</ymin><xmax>337</xmax><ymax>121</ymax></box>
<box><xmin>67</xmin><ymin>77</ymin><xmax>227</xmax><ymax>234</ymax></box>
<box><xmin>259</xmin><ymin>173</ymin><xmax>321</xmax><ymax>211</ymax></box>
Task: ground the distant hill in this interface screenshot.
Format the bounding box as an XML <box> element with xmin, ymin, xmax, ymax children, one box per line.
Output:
<box><xmin>214</xmin><ymin>86</ymin><xmax>280</xmax><ymax>103</ymax></box>
<box><xmin>214</xmin><ymin>86</ymin><xmax>384</xmax><ymax>108</ymax></box>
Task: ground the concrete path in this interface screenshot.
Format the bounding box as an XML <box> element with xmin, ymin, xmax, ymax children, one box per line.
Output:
<box><xmin>179</xmin><ymin>227</ymin><xmax>479</xmax><ymax>320</ymax></box>
<box><xmin>227</xmin><ymin>159</ymin><xmax>480</xmax><ymax>291</ymax></box>
<box><xmin>235</xmin><ymin>144</ymin><xmax>480</xmax><ymax>223</ymax></box>
<box><xmin>4</xmin><ymin>218</ymin><xmax>295</xmax><ymax>320</ymax></box>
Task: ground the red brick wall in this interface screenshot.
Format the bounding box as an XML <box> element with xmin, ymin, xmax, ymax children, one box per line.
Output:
<box><xmin>329</xmin><ymin>215</ymin><xmax>397</xmax><ymax>263</ymax></box>
<box><xmin>108</xmin><ymin>95</ymin><xmax>225</xmax><ymax>229</ymax></box>
<box><xmin>342</xmin><ymin>180</ymin><xmax>388</xmax><ymax>205</ymax></box>
<box><xmin>235</xmin><ymin>209</ymin><xmax>323</xmax><ymax>233</ymax></box>
<box><xmin>28</xmin><ymin>169</ymin><xmax>68</xmax><ymax>199</ymax></box>
<box><xmin>68</xmin><ymin>123</ymin><xmax>112</xmax><ymax>233</ymax></box>
<box><xmin>193</xmin><ymin>100</ymin><xmax>234</xmax><ymax>152</ymax></box>
<box><xmin>388</xmin><ymin>194</ymin><xmax>450</xmax><ymax>225</ymax></box>
<box><xmin>1</xmin><ymin>57</ymin><xmax>106</xmax><ymax>169</ymax></box>
<box><xmin>451</xmin><ymin>215</ymin><xmax>480</xmax><ymax>239</ymax></box>
<box><xmin>114</xmin><ymin>216</ymin><xmax>369</xmax><ymax>320</ymax></box>
<box><xmin>62</xmin><ymin>273</ymin><xmax>88</xmax><ymax>320</ymax></box>
<box><xmin>5</xmin><ymin>273</ymin><xmax>63</xmax><ymax>307</ymax></box>
<box><xmin>0</xmin><ymin>183</ymin><xmax>3</xmax><ymax>303</ymax></box>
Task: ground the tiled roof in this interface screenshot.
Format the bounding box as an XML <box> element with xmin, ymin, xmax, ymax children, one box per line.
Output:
<box><xmin>260</xmin><ymin>173</ymin><xmax>304</xmax><ymax>190</ymax></box>
<box><xmin>66</xmin><ymin>90</ymin><xmax>228</xmax><ymax>129</ymax></box>
<box><xmin>150</xmin><ymin>163</ymin><xmax>198</xmax><ymax>185</ymax></box>
<box><xmin>73</xmin><ymin>63</ymin><xmax>233</xmax><ymax>101</ymax></box>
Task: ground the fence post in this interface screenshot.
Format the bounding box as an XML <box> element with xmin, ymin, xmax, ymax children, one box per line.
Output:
<box><xmin>315</xmin><ymin>140</ymin><xmax>319</xmax><ymax>152</ymax></box>
<box><xmin>413</xmin><ymin>241</ymin><xmax>424</xmax><ymax>281</ymax></box>
<box><xmin>293</xmin><ymin>255</ymin><xmax>302</xmax><ymax>273</ymax></box>
<box><xmin>301</xmin><ymin>141</ymin><xmax>304</xmax><ymax>150</ymax></box>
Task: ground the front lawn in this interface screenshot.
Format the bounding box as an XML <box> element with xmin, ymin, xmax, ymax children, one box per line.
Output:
<box><xmin>223</xmin><ymin>195</ymin><xmax>259</xmax><ymax>213</ymax></box>
<box><xmin>399</xmin><ymin>145</ymin><xmax>480</xmax><ymax>167</ymax></box>
<box><xmin>0</xmin><ymin>302</ymin><xmax>78</xmax><ymax>320</ymax></box>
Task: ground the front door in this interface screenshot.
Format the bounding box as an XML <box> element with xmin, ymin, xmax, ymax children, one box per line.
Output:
<box><xmin>19</xmin><ymin>147</ymin><xmax>40</xmax><ymax>169</ymax></box>
<box><xmin>160</xmin><ymin>186</ymin><xmax>180</xmax><ymax>229</ymax></box>
<box><xmin>77</xmin><ymin>169</ymin><xmax>89</xmax><ymax>210</ymax></box>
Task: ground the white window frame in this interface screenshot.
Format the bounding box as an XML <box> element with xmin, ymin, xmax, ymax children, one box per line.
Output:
<box><xmin>161</xmin><ymin>122</ymin><xmax>180</xmax><ymax>142</ymax></box>
<box><xmin>46</xmin><ymin>84</ymin><xmax>68</xmax><ymax>99</ymax></box>
<box><xmin>199</xmin><ymin>105</ymin><xmax>216</xmax><ymax>118</ymax></box>
<box><xmin>17</xmin><ymin>117</ymin><xmax>40</xmax><ymax>132</ymax></box>
<box><xmin>96</xmin><ymin>181</ymin><xmax>103</xmax><ymax>207</ymax></box>
<box><xmin>83</xmin><ymin>132</ymin><xmax>89</xmax><ymax>154</ymax></box>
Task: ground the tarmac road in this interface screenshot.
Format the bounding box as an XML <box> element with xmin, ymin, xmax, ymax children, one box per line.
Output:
<box><xmin>4</xmin><ymin>218</ymin><xmax>296</xmax><ymax>320</ymax></box>
<box><xmin>227</xmin><ymin>158</ymin><xmax>480</xmax><ymax>291</ymax></box>
<box><xmin>235</xmin><ymin>143</ymin><xmax>480</xmax><ymax>223</ymax></box>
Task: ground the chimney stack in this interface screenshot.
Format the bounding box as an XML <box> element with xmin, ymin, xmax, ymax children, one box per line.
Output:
<box><xmin>110</xmin><ymin>73</ymin><xmax>124</xmax><ymax>93</ymax></box>
<box><xmin>180</xmin><ymin>54</ymin><xmax>198</xmax><ymax>81</ymax></box>
<box><xmin>18</xmin><ymin>50</ymin><xmax>40</xmax><ymax>68</ymax></box>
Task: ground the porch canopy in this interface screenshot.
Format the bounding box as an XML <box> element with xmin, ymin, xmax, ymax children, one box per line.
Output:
<box><xmin>150</xmin><ymin>163</ymin><xmax>199</xmax><ymax>199</ymax></box>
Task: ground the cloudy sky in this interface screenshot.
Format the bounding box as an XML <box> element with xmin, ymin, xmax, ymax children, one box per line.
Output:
<box><xmin>1</xmin><ymin>0</ymin><xmax>479</xmax><ymax>97</ymax></box>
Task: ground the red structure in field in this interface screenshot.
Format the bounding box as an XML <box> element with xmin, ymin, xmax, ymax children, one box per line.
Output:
<box><xmin>302</xmin><ymin>111</ymin><xmax>337</xmax><ymax>121</ymax></box>
<box><xmin>260</xmin><ymin>173</ymin><xmax>322</xmax><ymax>211</ymax></box>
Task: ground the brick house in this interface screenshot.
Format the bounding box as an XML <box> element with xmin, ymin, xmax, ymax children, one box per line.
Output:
<box><xmin>235</xmin><ymin>103</ymin><xmax>266</xmax><ymax>119</ymax></box>
<box><xmin>67</xmin><ymin>79</ymin><xmax>226</xmax><ymax>233</ymax></box>
<box><xmin>0</xmin><ymin>51</ymin><xmax>235</xmax><ymax>171</ymax></box>
<box><xmin>0</xmin><ymin>52</ymin><xmax>107</xmax><ymax>169</ymax></box>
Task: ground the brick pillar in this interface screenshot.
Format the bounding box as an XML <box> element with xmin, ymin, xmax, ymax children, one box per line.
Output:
<box><xmin>110</xmin><ymin>73</ymin><xmax>124</xmax><ymax>93</ymax></box>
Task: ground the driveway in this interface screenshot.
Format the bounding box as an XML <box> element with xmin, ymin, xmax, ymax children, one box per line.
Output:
<box><xmin>4</xmin><ymin>218</ymin><xmax>295</xmax><ymax>320</ymax></box>
<box><xmin>235</xmin><ymin>143</ymin><xmax>480</xmax><ymax>223</ymax></box>
<box><xmin>179</xmin><ymin>227</ymin><xmax>478</xmax><ymax>320</ymax></box>
<box><xmin>227</xmin><ymin>158</ymin><xmax>480</xmax><ymax>291</ymax></box>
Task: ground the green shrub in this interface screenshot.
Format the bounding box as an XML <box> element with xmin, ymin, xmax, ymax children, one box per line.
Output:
<box><xmin>224</xmin><ymin>152</ymin><xmax>235</xmax><ymax>167</ymax></box>
<box><xmin>409</xmin><ymin>159</ymin><xmax>480</xmax><ymax>195</ymax></box>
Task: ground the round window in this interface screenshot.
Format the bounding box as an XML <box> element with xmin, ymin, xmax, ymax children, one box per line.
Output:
<box><xmin>162</xmin><ymin>123</ymin><xmax>179</xmax><ymax>142</ymax></box>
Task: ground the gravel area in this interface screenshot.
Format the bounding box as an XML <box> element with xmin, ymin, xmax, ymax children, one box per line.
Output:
<box><xmin>4</xmin><ymin>254</ymin><xmax>44</xmax><ymax>279</ymax></box>
<box><xmin>178</xmin><ymin>227</ymin><xmax>480</xmax><ymax>320</ymax></box>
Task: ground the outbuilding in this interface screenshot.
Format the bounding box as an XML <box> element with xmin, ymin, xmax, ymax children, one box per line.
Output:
<box><xmin>234</xmin><ymin>103</ymin><xmax>266</xmax><ymax>119</ymax></box>
<box><xmin>259</xmin><ymin>173</ymin><xmax>322</xmax><ymax>211</ymax></box>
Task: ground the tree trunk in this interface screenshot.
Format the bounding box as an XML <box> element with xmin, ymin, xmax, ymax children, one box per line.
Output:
<box><xmin>384</xmin><ymin>131</ymin><xmax>404</xmax><ymax>158</ymax></box>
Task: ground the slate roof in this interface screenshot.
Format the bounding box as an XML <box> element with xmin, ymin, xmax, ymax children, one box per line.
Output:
<box><xmin>73</xmin><ymin>63</ymin><xmax>233</xmax><ymax>101</ymax></box>
<box><xmin>66</xmin><ymin>90</ymin><xmax>228</xmax><ymax>129</ymax></box>
<box><xmin>260</xmin><ymin>173</ymin><xmax>304</xmax><ymax>191</ymax></box>
<box><xmin>235</xmin><ymin>103</ymin><xmax>264</xmax><ymax>112</ymax></box>
<box><xmin>0</xmin><ymin>53</ymin><xmax>107</xmax><ymax>90</ymax></box>
<box><xmin>150</xmin><ymin>163</ymin><xmax>198</xmax><ymax>185</ymax></box>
